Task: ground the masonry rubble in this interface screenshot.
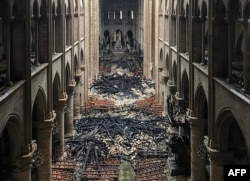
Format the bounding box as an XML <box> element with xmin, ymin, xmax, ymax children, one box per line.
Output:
<box><xmin>52</xmin><ymin>72</ymin><xmax>189</xmax><ymax>180</ymax></box>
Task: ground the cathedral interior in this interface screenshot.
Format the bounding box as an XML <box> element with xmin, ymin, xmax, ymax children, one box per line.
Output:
<box><xmin>0</xmin><ymin>0</ymin><xmax>250</xmax><ymax>181</ymax></box>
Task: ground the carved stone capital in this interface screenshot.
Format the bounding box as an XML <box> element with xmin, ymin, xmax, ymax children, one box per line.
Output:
<box><xmin>167</xmin><ymin>80</ymin><xmax>177</xmax><ymax>93</ymax></box>
<box><xmin>66</xmin><ymin>80</ymin><xmax>76</xmax><ymax>93</ymax></box>
<box><xmin>208</xmin><ymin>148</ymin><xmax>234</xmax><ymax>166</ymax></box>
<box><xmin>161</xmin><ymin>71</ymin><xmax>169</xmax><ymax>85</ymax></box>
<box><xmin>185</xmin><ymin>109</ymin><xmax>204</xmax><ymax>127</ymax></box>
<box><xmin>9</xmin><ymin>142</ymin><xmax>37</xmax><ymax>172</ymax></box>
<box><xmin>75</xmin><ymin>70</ymin><xmax>82</xmax><ymax>83</ymax></box>
<box><xmin>44</xmin><ymin>111</ymin><xmax>56</xmax><ymax>126</ymax></box>
<box><xmin>53</xmin><ymin>92</ymin><xmax>67</xmax><ymax>110</ymax></box>
<box><xmin>175</xmin><ymin>92</ymin><xmax>184</xmax><ymax>101</ymax></box>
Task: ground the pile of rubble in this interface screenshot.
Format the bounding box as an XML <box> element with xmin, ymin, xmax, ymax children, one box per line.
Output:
<box><xmin>89</xmin><ymin>73</ymin><xmax>155</xmax><ymax>106</ymax></box>
<box><xmin>59</xmin><ymin>106</ymin><xmax>170</xmax><ymax>180</ymax></box>
<box><xmin>65</xmin><ymin>108</ymin><xmax>169</xmax><ymax>165</ymax></box>
<box><xmin>53</xmin><ymin>67</ymin><xmax>193</xmax><ymax>180</ymax></box>
<box><xmin>90</xmin><ymin>73</ymin><xmax>153</xmax><ymax>95</ymax></box>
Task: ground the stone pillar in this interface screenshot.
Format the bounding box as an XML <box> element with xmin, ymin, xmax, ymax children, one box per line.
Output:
<box><xmin>81</xmin><ymin>65</ymin><xmax>88</xmax><ymax>109</ymax></box>
<box><xmin>162</xmin><ymin>72</ymin><xmax>169</xmax><ymax>116</ymax></box>
<box><xmin>143</xmin><ymin>0</ymin><xmax>153</xmax><ymax>78</ymax></box>
<box><xmin>187</xmin><ymin>112</ymin><xmax>206</xmax><ymax>181</ymax></box>
<box><xmin>158</xmin><ymin>69</ymin><xmax>164</xmax><ymax>104</ymax></box>
<box><xmin>36</xmin><ymin>114</ymin><xmax>54</xmax><ymax>181</ymax></box>
<box><xmin>10</xmin><ymin>154</ymin><xmax>32</xmax><ymax>181</ymax></box>
<box><xmin>53</xmin><ymin>94</ymin><xmax>67</xmax><ymax>159</ymax></box>
<box><xmin>74</xmin><ymin>71</ymin><xmax>82</xmax><ymax>120</ymax></box>
<box><xmin>65</xmin><ymin>81</ymin><xmax>76</xmax><ymax>136</ymax></box>
<box><xmin>209</xmin><ymin>149</ymin><xmax>233</xmax><ymax>181</ymax></box>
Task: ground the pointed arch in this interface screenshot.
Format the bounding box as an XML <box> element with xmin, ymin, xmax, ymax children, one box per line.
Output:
<box><xmin>165</xmin><ymin>53</ymin><xmax>169</xmax><ymax>75</ymax></box>
<box><xmin>40</xmin><ymin>0</ymin><xmax>47</xmax><ymax>16</ymax></box>
<box><xmin>236</xmin><ymin>31</ymin><xmax>244</xmax><ymax>56</ymax></box>
<box><xmin>185</xmin><ymin>3</ymin><xmax>189</xmax><ymax>17</ymax></box>
<box><xmin>228</xmin><ymin>0</ymin><xmax>241</xmax><ymax>19</ymax></box>
<box><xmin>74</xmin><ymin>0</ymin><xmax>78</xmax><ymax>13</ymax></box>
<box><xmin>194</xmin><ymin>1</ymin><xmax>200</xmax><ymax>17</ymax></box>
<box><xmin>159</xmin><ymin>0</ymin><xmax>163</xmax><ymax>14</ymax></box>
<box><xmin>80</xmin><ymin>49</ymin><xmax>84</xmax><ymax>65</ymax></box>
<box><xmin>65</xmin><ymin>63</ymin><xmax>71</xmax><ymax>85</ymax></box>
<box><xmin>32</xmin><ymin>0</ymin><xmax>39</xmax><ymax>18</ymax></box>
<box><xmin>172</xmin><ymin>0</ymin><xmax>177</xmax><ymax>15</ymax></box>
<box><xmin>32</xmin><ymin>86</ymin><xmax>50</xmax><ymax>180</ymax></box>
<box><xmin>80</xmin><ymin>0</ymin><xmax>84</xmax><ymax>11</ymax></box>
<box><xmin>215</xmin><ymin>0</ymin><xmax>226</xmax><ymax>19</ymax></box>
<box><xmin>56</xmin><ymin>0</ymin><xmax>62</xmax><ymax>16</ymax></box>
<box><xmin>180</xmin><ymin>0</ymin><xmax>185</xmax><ymax>16</ymax></box>
<box><xmin>159</xmin><ymin>48</ymin><xmax>163</xmax><ymax>68</ymax></box>
<box><xmin>181</xmin><ymin>70</ymin><xmax>189</xmax><ymax>107</ymax></box>
<box><xmin>53</xmin><ymin>72</ymin><xmax>61</xmax><ymax>101</ymax></box>
<box><xmin>201</xmin><ymin>1</ymin><xmax>207</xmax><ymax>18</ymax></box>
<box><xmin>194</xmin><ymin>84</ymin><xmax>208</xmax><ymax>116</ymax></box>
<box><xmin>32</xmin><ymin>87</ymin><xmax>47</xmax><ymax>116</ymax></box>
<box><xmin>243</xmin><ymin>2</ymin><xmax>250</xmax><ymax>20</ymax></box>
<box><xmin>216</xmin><ymin>109</ymin><xmax>248</xmax><ymax>161</ymax></box>
<box><xmin>165</xmin><ymin>0</ymin><xmax>169</xmax><ymax>14</ymax></box>
<box><xmin>74</xmin><ymin>54</ymin><xmax>78</xmax><ymax>74</ymax></box>
<box><xmin>52</xmin><ymin>1</ymin><xmax>56</xmax><ymax>16</ymax></box>
<box><xmin>67</xmin><ymin>0</ymin><xmax>72</xmax><ymax>14</ymax></box>
<box><xmin>173</xmin><ymin>61</ymin><xmax>177</xmax><ymax>85</ymax></box>
<box><xmin>0</xmin><ymin>114</ymin><xmax>24</xmax><ymax>179</ymax></box>
<box><xmin>1</xmin><ymin>114</ymin><xmax>23</xmax><ymax>157</ymax></box>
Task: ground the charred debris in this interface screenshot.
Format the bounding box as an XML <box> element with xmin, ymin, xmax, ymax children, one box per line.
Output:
<box><xmin>52</xmin><ymin>73</ymin><xmax>191</xmax><ymax>180</ymax></box>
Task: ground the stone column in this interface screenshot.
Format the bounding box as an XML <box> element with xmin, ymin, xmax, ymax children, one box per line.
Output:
<box><xmin>36</xmin><ymin>114</ymin><xmax>55</xmax><ymax>181</ymax></box>
<box><xmin>10</xmin><ymin>142</ymin><xmax>38</xmax><ymax>181</ymax></box>
<box><xmin>10</xmin><ymin>153</ymin><xmax>33</xmax><ymax>181</ymax></box>
<box><xmin>65</xmin><ymin>81</ymin><xmax>76</xmax><ymax>137</ymax></box>
<box><xmin>209</xmin><ymin>149</ymin><xmax>233</xmax><ymax>181</ymax></box>
<box><xmin>143</xmin><ymin>0</ymin><xmax>153</xmax><ymax>78</ymax></box>
<box><xmin>187</xmin><ymin>112</ymin><xmax>206</xmax><ymax>181</ymax></box>
<box><xmin>53</xmin><ymin>93</ymin><xmax>67</xmax><ymax>159</ymax></box>
<box><xmin>162</xmin><ymin>72</ymin><xmax>169</xmax><ymax>116</ymax></box>
<box><xmin>81</xmin><ymin>65</ymin><xmax>88</xmax><ymax>109</ymax></box>
<box><xmin>74</xmin><ymin>71</ymin><xmax>82</xmax><ymax>120</ymax></box>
